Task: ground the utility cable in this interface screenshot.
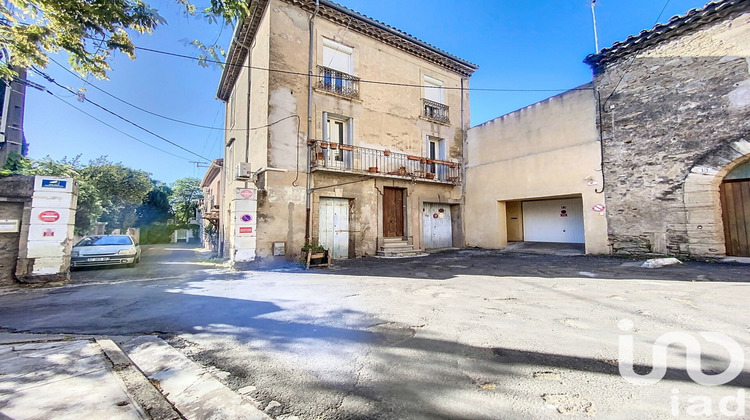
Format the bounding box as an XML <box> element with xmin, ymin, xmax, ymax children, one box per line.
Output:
<box><xmin>31</xmin><ymin>66</ymin><xmax>212</xmax><ymax>162</ymax></box>
<box><xmin>48</xmin><ymin>57</ymin><xmax>228</xmax><ymax>131</ymax></box>
<box><xmin>133</xmin><ymin>45</ymin><xmax>593</xmax><ymax>93</ymax></box>
<box><xmin>44</xmin><ymin>91</ymin><xmax>194</xmax><ymax>161</ymax></box>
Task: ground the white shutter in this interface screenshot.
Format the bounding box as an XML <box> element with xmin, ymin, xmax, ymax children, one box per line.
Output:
<box><xmin>423</xmin><ymin>75</ymin><xmax>444</xmax><ymax>104</ymax></box>
<box><xmin>322</xmin><ymin>39</ymin><xmax>353</xmax><ymax>74</ymax></box>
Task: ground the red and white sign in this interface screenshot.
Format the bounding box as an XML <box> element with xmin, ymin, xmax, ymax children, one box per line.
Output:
<box><xmin>239</xmin><ymin>227</ymin><xmax>253</xmax><ymax>234</ymax></box>
<box><xmin>43</xmin><ymin>229</ymin><xmax>55</xmax><ymax>237</ymax></box>
<box><xmin>240</xmin><ymin>189</ymin><xmax>254</xmax><ymax>199</ymax></box>
<box><xmin>38</xmin><ymin>210</ymin><xmax>60</xmax><ymax>223</ymax></box>
<box><xmin>592</xmin><ymin>204</ymin><xmax>606</xmax><ymax>212</ymax></box>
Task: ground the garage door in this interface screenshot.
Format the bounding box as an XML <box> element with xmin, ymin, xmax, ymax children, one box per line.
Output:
<box><xmin>319</xmin><ymin>198</ymin><xmax>350</xmax><ymax>259</ymax></box>
<box><xmin>523</xmin><ymin>198</ymin><xmax>584</xmax><ymax>244</ymax></box>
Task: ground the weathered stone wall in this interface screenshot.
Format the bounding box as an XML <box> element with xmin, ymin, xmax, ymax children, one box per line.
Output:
<box><xmin>0</xmin><ymin>176</ymin><xmax>33</xmax><ymax>285</ymax></box>
<box><xmin>593</xmin><ymin>10</ymin><xmax>750</xmax><ymax>256</ymax></box>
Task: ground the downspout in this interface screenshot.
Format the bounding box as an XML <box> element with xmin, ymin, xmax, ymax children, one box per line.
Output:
<box><xmin>460</xmin><ymin>77</ymin><xmax>467</xmax><ymax>247</ymax></box>
<box><xmin>305</xmin><ymin>0</ymin><xmax>320</xmax><ymax>246</ymax></box>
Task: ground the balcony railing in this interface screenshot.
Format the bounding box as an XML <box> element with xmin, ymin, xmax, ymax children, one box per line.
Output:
<box><xmin>422</xmin><ymin>98</ymin><xmax>450</xmax><ymax>124</ymax></box>
<box><xmin>318</xmin><ymin>66</ymin><xmax>360</xmax><ymax>99</ymax></box>
<box><xmin>310</xmin><ymin>141</ymin><xmax>461</xmax><ymax>185</ymax></box>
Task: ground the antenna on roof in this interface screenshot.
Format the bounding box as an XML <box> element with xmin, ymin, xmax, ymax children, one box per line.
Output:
<box><xmin>591</xmin><ymin>0</ymin><xmax>600</xmax><ymax>53</ymax></box>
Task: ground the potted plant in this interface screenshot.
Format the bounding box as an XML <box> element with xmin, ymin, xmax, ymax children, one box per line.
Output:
<box><xmin>420</xmin><ymin>158</ymin><xmax>427</xmax><ymax>164</ymax></box>
<box><xmin>368</xmin><ymin>166</ymin><xmax>379</xmax><ymax>173</ymax></box>
<box><xmin>407</xmin><ymin>155</ymin><xmax>421</xmax><ymax>161</ymax></box>
<box><xmin>320</xmin><ymin>142</ymin><xmax>329</xmax><ymax>149</ymax></box>
<box><xmin>340</xmin><ymin>144</ymin><xmax>355</xmax><ymax>151</ymax></box>
<box><xmin>426</xmin><ymin>172</ymin><xmax>435</xmax><ymax>179</ymax></box>
<box><xmin>383</xmin><ymin>149</ymin><xmax>391</xmax><ymax>156</ymax></box>
<box><xmin>330</xmin><ymin>143</ymin><xmax>338</xmax><ymax>150</ymax></box>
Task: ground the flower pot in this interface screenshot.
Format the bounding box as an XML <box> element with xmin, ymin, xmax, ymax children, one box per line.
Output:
<box><xmin>426</xmin><ymin>173</ymin><xmax>435</xmax><ymax>179</ymax></box>
<box><xmin>407</xmin><ymin>155</ymin><xmax>421</xmax><ymax>161</ymax></box>
<box><xmin>316</xmin><ymin>152</ymin><xmax>324</xmax><ymax>161</ymax></box>
<box><xmin>329</xmin><ymin>143</ymin><xmax>338</xmax><ymax>150</ymax></box>
<box><xmin>320</xmin><ymin>142</ymin><xmax>328</xmax><ymax>149</ymax></box>
<box><xmin>383</xmin><ymin>150</ymin><xmax>391</xmax><ymax>156</ymax></box>
<box><xmin>340</xmin><ymin>145</ymin><xmax>355</xmax><ymax>151</ymax></box>
<box><xmin>368</xmin><ymin>167</ymin><xmax>379</xmax><ymax>173</ymax></box>
<box><xmin>420</xmin><ymin>158</ymin><xmax>427</xmax><ymax>164</ymax></box>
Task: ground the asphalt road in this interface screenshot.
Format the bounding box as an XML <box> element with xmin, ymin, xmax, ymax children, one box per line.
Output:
<box><xmin>0</xmin><ymin>245</ymin><xmax>748</xmax><ymax>419</ymax></box>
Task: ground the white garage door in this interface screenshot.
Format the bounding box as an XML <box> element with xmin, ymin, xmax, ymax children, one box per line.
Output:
<box><xmin>523</xmin><ymin>198</ymin><xmax>584</xmax><ymax>244</ymax></box>
<box><xmin>319</xmin><ymin>198</ymin><xmax>350</xmax><ymax>259</ymax></box>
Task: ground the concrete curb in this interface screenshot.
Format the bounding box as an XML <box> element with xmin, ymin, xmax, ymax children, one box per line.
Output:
<box><xmin>120</xmin><ymin>336</ymin><xmax>272</xmax><ymax>420</ymax></box>
<box><xmin>97</xmin><ymin>338</ymin><xmax>183</xmax><ymax>420</ymax></box>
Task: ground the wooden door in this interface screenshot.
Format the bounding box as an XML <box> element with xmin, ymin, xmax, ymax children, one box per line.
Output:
<box><xmin>720</xmin><ymin>179</ymin><xmax>750</xmax><ymax>257</ymax></box>
<box><xmin>506</xmin><ymin>201</ymin><xmax>524</xmax><ymax>242</ymax></box>
<box><xmin>319</xmin><ymin>198</ymin><xmax>350</xmax><ymax>259</ymax></box>
<box><xmin>383</xmin><ymin>187</ymin><xmax>404</xmax><ymax>237</ymax></box>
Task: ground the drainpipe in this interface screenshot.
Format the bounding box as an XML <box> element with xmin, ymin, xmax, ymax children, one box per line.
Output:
<box><xmin>305</xmin><ymin>0</ymin><xmax>320</xmax><ymax>246</ymax></box>
<box><xmin>460</xmin><ymin>77</ymin><xmax>467</xmax><ymax>247</ymax></box>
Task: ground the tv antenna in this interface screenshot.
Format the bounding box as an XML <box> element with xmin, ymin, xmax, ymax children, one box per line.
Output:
<box><xmin>591</xmin><ymin>0</ymin><xmax>600</xmax><ymax>53</ymax></box>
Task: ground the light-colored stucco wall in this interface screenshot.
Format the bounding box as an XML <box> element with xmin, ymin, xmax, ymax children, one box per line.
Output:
<box><xmin>465</xmin><ymin>87</ymin><xmax>609</xmax><ymax>254</ymax></box>
<box><xmin>223</xmin><ymin>0</ymin><xmax>470</xmax><ymax>260</ymax></box>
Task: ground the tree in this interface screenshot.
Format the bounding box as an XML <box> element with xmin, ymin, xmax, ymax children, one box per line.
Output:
<box><xmin>136</xmin><ymin>182</ymin><xmax>173</xmax><ymax>226</ymax></box>
<box><xmin>80</xmin><ymin>157</ymin><xmax>153</xmax><ymax>232</ymax></box>
<box><xmin>170</xmin><ymin>177</ymin><xmax>202</xmax><ymax>226</ymax></box>
<box><xmin>20</xmin><ymin>155</ymin><xmax>104</xmax><ymax>235</ymax></box>
<box><xmin>0</xmin><ymin>0</ymin><xmax>251</xmax><ymax>80</ymax></box>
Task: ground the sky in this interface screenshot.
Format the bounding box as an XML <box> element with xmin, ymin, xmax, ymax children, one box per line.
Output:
<box><xmin>22</xmin><ymin>0</ymin><xmax>712</xmax><ymax>184</ymax></box>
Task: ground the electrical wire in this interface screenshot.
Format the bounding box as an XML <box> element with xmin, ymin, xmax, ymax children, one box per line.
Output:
<box><xmin>48</xmin><ymin>57</ymin><xmax>229</xmax><ymax>131</ymax></box>
<box><xmin>45</xmin><ymin>91</ymin><xmax>194</xmax><ymax>161</ymax></box>
<box><xmin>31</xmin><ymin>66</ymin><xmax>213</xmax><ymax>162</ymax></box>
<box><xmin>133</xmin><ymin>45</ymin><xmax>593</xmax><ymax>93</ymax></box>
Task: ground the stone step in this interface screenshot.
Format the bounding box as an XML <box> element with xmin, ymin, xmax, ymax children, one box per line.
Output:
<box><xmin>382</xmin><ymin>242</ymin><xmax>409</xmax><ymax>248</ymax></box>
<box><xmin>376</xmin><ymin>249</ymin><xmax>424</xmax><ymax>257</ymax></box>
<box><xmin>382</xmin><ymin>237</ymin><xmax>407</xmax><ymax>243</ymax></box>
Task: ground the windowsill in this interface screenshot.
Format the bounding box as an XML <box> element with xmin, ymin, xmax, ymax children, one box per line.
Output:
<box><xmin>314</xmin><ymin>87</ymin><xmax>363</xmax><ymax>103</ymax></box>
<box><xmin>418</xmin><ymin>115</ymin><xmax>451</xmax><ymax>126</ymax></box>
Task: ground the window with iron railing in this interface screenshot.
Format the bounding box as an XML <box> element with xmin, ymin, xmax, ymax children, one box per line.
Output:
<box><xmin>318</xmin><ymin>66</ymin><xmax>360</xmax><ymax>99</ymax></box>
<box><xmin>422</xmin><ymin>98</ymin><xmax>450</xmax><ymax>124</ymax></box>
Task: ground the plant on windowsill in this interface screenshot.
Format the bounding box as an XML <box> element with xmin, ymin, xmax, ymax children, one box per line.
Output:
<box><xmin>368</xmin><ymin>166</ymin><xmax>378</xmax><ymax>173</ymax></box>
<box><xmin>407</xmin><ymin>155</ymin><xmax>421</xmax><ymax>161</ymax></box>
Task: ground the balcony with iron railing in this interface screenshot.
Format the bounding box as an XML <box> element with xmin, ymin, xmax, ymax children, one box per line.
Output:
<box><xmin>309</xmin><ymin>141</ymin><xmax>461</xmax><ymax>185</ymax></box>
<box><xmin>317</xmin><ymin>66</ymin><xmax>360</xmax><ymax>99</ymax></box>
<box><xmin>421</xmin><ymin>98</ymin><xmax>450</xmax><ymax>124</ymax></box>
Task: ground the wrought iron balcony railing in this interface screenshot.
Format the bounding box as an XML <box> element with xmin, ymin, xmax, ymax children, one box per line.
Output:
<box><xmin>318</xmin><ymin>66</ymin><xmax>360</xmax><ymax>99</ymax></box>
<box><xmin>422</xmin><ymin>98</ymin><xmax>450</xmax><ymax>124</ymax></box>
<box><xmin>310</xmin><ymin>141</ymin><xmax>461</xmax><ymax>185</ymax></box>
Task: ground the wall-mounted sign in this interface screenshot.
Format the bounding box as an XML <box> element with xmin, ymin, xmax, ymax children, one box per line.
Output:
<box><xmin>433</xmin><ymin>213</ymin><xmax>439</xmax><ymax>219</ymax></box>
<box><xmin>240</xmin><ymin>189</ymin><xmax>254</xmax><ymax>199</ymax></box>
<box><xmin>240</xmin><ymin>214</ymin><xmax>253</xmax><ymax>223</ymax></box>
<box><xmin>0</xmin><ymin>219</ymin><xmax>20</xmax><ymax>233</ymax></box>
<box><xmin>560</xmin><ymin>210</ymin><xmax>568</xmax><ymax>217</ymax></box>
<box><xmin>592</xmin><ymin>204</ymin><xmax>606</xmax><ymax>212</ymax></box>
<box><xmin>38</xmin><ymin>210</ymin><xmax>61</xmax><ymax>223</ymax></box>
<box><xmin>41</xmin><ymin>179</ymin><xmax>67</xmax><ymax>189</ymax></box>
<box><xmin>43</xmin><ymin>229</ymin><xmax>55</xmax><ymax>237</ymax></box>
<box><xmin>587</xmin><ymin>181</ymin><xmax>598</xmax><ymax>186</ymax></box>
<box><xmin>239</xmin><ymin>227</ymin><xmax>253</xmax><ymax>234</ymax></box>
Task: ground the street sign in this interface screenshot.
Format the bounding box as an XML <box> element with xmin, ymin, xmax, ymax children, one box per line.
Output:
<box><xmin>241</xmin><ymin>214</ymin><xmax>253</xmax><ymax>223</ymax></box>
<box><xmin>240</xmin><ymin>189</ymin><xmax>254</xmax><ymax>199</ymax></box>
<box><xmin>38</xmin><ymin>210</ymin><xmax>60</xmax><ymax>223</ymax></box>
<box><xmin>41</xmin><ymin>179</ymin><xmax>67</xmax><ymax>189</ymax></box>
<box><xmin>592</xmin><ymin>204</ymin><xmax>606</xmax><ymax>212</ymax></box>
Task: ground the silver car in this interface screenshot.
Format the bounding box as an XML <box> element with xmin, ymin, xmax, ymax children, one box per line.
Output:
<box><xmin>71</xmin><ymin>235</ymin><xmax>141</xmax><ymax>268</ymax></box>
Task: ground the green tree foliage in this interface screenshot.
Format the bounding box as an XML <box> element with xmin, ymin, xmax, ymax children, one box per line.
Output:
<box><xmin>170</xmin><ymin>177</ymin><xmax>202</xmax><ymax>226</ymax></box>
<box><xmin>18</xmin><ymin>155</ymin><xmax>104</xmax><ymax>235</ymax></box>
<box><xmin>136</xmin><ymin>182</ymin><xmax>173</xmax><ymax>226</ymax></box>
<box><xmin>0</xmin><ymin>0</ymin><xmax>252</xmax><ymax>80</ymax></box>
<box><xmin>80</xmin><ymin>157</ymin><xmax>153</xmax><ymax>232</ymax></box>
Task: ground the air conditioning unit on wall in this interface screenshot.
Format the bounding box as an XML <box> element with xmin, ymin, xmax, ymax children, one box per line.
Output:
<box><xmin>236</xmin><ymin>162</ymin><xmax>252</xmax><ymax>181</ymax></box>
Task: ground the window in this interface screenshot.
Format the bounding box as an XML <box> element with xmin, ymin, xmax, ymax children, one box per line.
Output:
<box><xmin>426</xmin><ymin>136</ymin><xmax>446</xmax><ymax>179</ymax></box>
<box><xmin>323</xmin><ymin>112</ymin><xmax>353</xmax><ymax>169</ymax></box>
<box><xmin>229</xmin><ymin>89</ymin><xmax>237</xmax><ymax>128</ymax></box>
<box><xmin>319</xmin><ymin>39</ymin><xmax>359</xmax><ymax>98</ymax></box>
<box><xmin>422</xmin><ymin>75</ymin><xmax>449</xmax><ymax>123</ymax></box>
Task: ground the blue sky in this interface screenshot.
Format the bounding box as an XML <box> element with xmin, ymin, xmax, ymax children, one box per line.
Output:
<box><xmin>23</xmin><ymin>0</ymin><xmax>710</xmax><ymax>184</ymax></box>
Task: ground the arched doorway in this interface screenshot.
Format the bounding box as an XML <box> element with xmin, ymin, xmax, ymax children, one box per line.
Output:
<box><xmin>720</xmin><ymin>160</ymin><xmax>750</xmax><ymax>257</ymax></box>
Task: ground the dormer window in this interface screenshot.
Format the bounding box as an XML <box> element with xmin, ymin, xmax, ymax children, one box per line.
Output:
<box><xmin>319</xmin><ymin>38</ymin><xmax>359</xmax><ymax>98</ymax></box>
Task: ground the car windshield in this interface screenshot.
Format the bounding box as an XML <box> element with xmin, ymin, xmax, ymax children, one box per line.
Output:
<box><xmin>75</xmin><ymin>236</ymin><xmax>133</xmax><ymax>246</ymax></box>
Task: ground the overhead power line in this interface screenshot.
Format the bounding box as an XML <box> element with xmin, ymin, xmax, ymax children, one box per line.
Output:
<box><xmin>48</xmin><ymin>57</ymin><xmax>227</xmax><ymax>131</ymax></box>
<box><xmin>31</xmin><ymin>67</ymin><xmax>213</xmax><ymax>162</ymax></box>
<box><xmin>132</xmin><ymin>45</ymin><xmax>593</xmax><ymax>93</ymax></box>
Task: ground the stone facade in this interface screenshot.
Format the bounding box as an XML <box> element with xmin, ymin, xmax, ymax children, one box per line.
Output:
<box><xmin>216</xmin><ymin>0</ymin><xmax>475</xmax><ymax>263</ymax></box>
<box><xmin>586</xmin><ymin>2</ymin><xmax>750</xmax><ymax>257</ymax></box>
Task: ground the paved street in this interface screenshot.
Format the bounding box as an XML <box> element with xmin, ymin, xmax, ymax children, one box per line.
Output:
<box><xmin>0</xmin><ymin>244</ymin><xmax>748</xmax><ymax>419</ymax></box>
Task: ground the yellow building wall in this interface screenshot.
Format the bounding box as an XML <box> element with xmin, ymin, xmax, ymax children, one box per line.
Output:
<box><xmin>465</xmin><ymin>87</ymin><xmax>609</xmax><ymax>254</ymax></box>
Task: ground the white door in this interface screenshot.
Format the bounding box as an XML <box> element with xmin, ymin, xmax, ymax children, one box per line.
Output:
<box><xmin>522</xmin><ymin>198</ymin><xmax>585</xmax><ymax>243</ymax></box>
<box><xmin>423</xmin><ymin>203</ymin><xmax>452</xmax><ymax>249</ymax></box>
<box><xmin>319</xmin><ymin>198</ymin><xmax>350</xmax><ymax>259</ymax></box>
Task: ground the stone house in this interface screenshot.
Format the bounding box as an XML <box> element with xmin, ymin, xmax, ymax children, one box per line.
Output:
<box><xmin>585</xmin><ymin>0</ymin><xmax>750</xmax><ymax>258</ymax></box>
<box><xmin>199</xmin><ymin>158</ymin><xmax>223</xmax><ymax>253</ymax></box>
<box><xmin>216</xmin><ymin>0</ymin><xmax>476</xmax><ymax>263</ymax></box>
<box><xmin>464</xmin><ymin>86</ymin><xmax>610</xmax><ymax>254</ymax></box>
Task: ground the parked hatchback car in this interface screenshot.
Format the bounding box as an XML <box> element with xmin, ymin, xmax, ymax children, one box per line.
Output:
<box><xmin>71</xmin><ymin>235</ymin><xmax>141</xmax><ymax>268</ymax></box>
